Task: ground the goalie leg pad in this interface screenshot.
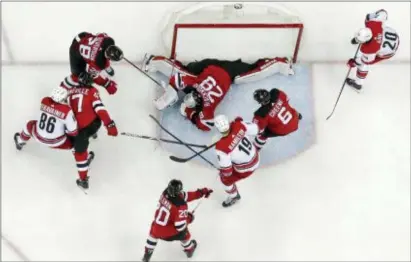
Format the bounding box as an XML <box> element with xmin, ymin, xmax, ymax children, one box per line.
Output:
<box><xmin>234</xmin><ymin>57</ymin><xmax>294</xmax><ymax>85</ymax></box>
<box><xmin>154</xmin><ymin>84</ymin><xmax>179</xmax><ymax>111</ymax></box>
<box><xmin>144</xmin><ymin>55</ymin><xmax>196</xmax><ymax>77</ymax></box>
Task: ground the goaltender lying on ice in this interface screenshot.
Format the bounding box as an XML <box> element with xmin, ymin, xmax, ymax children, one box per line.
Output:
<box><xmin>143</xmin><ymin>55</ymin><xmax>295</xmax><ymax>131</ymax></box>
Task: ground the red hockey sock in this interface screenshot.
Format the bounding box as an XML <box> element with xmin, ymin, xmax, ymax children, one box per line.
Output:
<box><xmin>74</xmin><ymin>151</ymin><xmax>89</xmax><ymax>180</ymax></box>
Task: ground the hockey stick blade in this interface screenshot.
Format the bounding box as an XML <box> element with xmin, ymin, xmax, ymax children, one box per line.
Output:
<box><xmin>149</xmin><ymin>115</ymin><xmax>217</xmax><ymax>169</ymax></box>
<box><xmin>169</xmin><ymin>142</ymin><xmax>217</xmax><ymax>163</ymax></box>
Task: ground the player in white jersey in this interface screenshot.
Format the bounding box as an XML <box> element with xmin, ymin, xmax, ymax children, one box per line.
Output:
<box><xmin>14</xmin><ymin>87</ymin><xmax>79</xmax><ymax>150</ymax></box>
<box><xmin>346</xmin><ymin>9</ymin><xmax>400</xmax><ymax>91</ymax></box>
<box><xmin>214</xmin><ymin>115</ymin><xmax>260</xmax><ymax>207</ymax></box>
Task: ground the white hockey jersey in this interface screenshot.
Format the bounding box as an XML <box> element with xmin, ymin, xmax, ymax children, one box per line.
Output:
<box><xmin>215</xmin><ymin>119</ymin><xmax>260</xmax><ymax>175</ymax></box>
<box><xmin>29</xmin><ymin>97</ymin><xmax>78</xmax><ymax>147</ymax></box>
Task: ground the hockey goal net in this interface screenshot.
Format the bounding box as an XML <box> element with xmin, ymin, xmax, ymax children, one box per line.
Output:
<box><xmin>161</xmin><ymin>2</ymin><xmax>304</xmax><ymax>64</ymax></box>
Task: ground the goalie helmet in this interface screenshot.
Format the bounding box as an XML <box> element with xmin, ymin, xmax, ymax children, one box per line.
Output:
<box><xmin>166</xmin><ymin>179</ymin><xmax>183</xmax><ymax>198</ymax></box>
<box><xmin>253</xmin><ymin>89</ymin><xmax>271</xmax><ymax>105</ymax></box>
<box><xmin>355</xmin><ymin>28</ymin><xmax>373</xmax><ymax>43</ymax></box>
<box><xmin>50</xmin><ymin>87</ymin><xmax>69</xmax><ymax>104</ymax></box>
<box><xmin>214</xmin><ymin>115</ymin><xmax>230</xmax><ymax>136</ymax></box>
<box><xmin>183</xmin><ymin>90</ymin><xmax>202</xmax><ymax>108</ymax></box>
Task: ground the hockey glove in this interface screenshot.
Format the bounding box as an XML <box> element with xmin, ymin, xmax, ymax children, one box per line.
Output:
<box><xmin>347</xmin><ymin>58</ymin><xmax>360</xmax><ymax>68</ymax></box>
<box><xmin>351</xmin><ymin>37</ymin><xmax>359</xmax><ymax>45</ymax></box>
<box><xmin>187</xmin><ymin>212</ymin><xmax>195</xmax><ymax>224</ymax></box>
<box><xmin>106</xmin><ymin>120</ymin><xmax>118</xmax><ymax>136</ymax></box>
<box><xmin>104</xmin><ymin>80</ymin><xmax>118</xmax><ymax>95</ymax></box>
<box><xmin>197</xmin><ymin>188</ymin><xmax>213</xmax><ymax>198</ymax></box>
<box><xmin>78</xmin><ymin>72</ymin><xmax>94</xmax><ymax>86</ymax></box>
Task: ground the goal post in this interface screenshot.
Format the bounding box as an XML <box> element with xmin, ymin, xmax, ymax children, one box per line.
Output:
<box><xmin>161</xmin><ymin>2</ymin><xmax>304</xmax><ymax>64</ymax></box>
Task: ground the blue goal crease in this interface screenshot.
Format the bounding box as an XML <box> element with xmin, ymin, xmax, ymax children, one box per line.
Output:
<box><xmin>158</xmin><ymin>64</ymin><xmax>315</xmax><ymax>168</ymax></box>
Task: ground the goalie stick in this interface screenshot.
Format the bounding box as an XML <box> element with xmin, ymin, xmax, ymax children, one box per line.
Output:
<box><xmin>149</xmin><ymin>115</ymin><xmax>217</xmax><ymax>169</ymax></box>
<box><xmin>326</xmin><ymin>44</ymin><xmax>361</xmax><ymax>120</ymax></box>
<box><xmin>120</xmin><ymin>132</ymin><xmax>207</xmax><ymax>149</ymax></box>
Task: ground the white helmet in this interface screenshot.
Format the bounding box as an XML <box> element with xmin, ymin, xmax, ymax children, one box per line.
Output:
<box><xmin>355</xmin><ymin>28</ymin><xmax>372</xmax><ymax>43</ymax></box>
<box><xmin>214</xmin><ymin>115</ymin><xmax>230</xmax><ymax>135</ymax></box>
<box><xmin>50</xmin><ymin>87</ymin><xmax>69</xmax><ymax>103</ymax></box>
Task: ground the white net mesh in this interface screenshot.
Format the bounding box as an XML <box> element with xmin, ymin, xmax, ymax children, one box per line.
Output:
<box><xmin>161</xmin><ymin>2</ymin><xmax>303</xmax><ymax>63</ymax></box>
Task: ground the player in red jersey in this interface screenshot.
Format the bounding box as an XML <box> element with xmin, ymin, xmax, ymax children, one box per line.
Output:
<box><xmin>346</xmin><ymin>9</ymin><xmax>399</xmax><ymax>91</ymax></box>
<box><xmin>61</xmin><ymin>32</ymin><xmax>123</xmax><ymax>95</ymax></box>
<box><xmin>144</xmin><ymin>56</ymin><xmax>294</xmax><ymax>131</ymax></box>
<box><xmin>252</xmin><ymin>88</ymin><xmax>302</xmax><ymax>151</ymax></box>
<box><xmin>67</xmin><ymin>82</ymin><xmax>118</xmax><ymax>189</ymax></box>
<box><xmin>142</xmin><ymin>179</ymin><xmax>213</xmax><ymax>262</ymax></box>
<box><xmin>214</xmin><ymin>115</ymin><xmax>260</xmax><ymax>207</ymax></box>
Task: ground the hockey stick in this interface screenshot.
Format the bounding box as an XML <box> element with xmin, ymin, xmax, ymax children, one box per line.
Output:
<box><xmin>123</xmin><ymin>57</ymin><xmax>163</xmax><ymax>88</ymax></box>
<box><xmin>169</xmin><ymin>142</ymin><xmax>217</xmax><ymax>163</ymax></box>
<box><xmin>120</xmin><ymin>132</ymin><xmax>207</xmax><ymax>149</ymax></box>
<box><xmin>149</xmin><ymin>115</ymin><xmax>217</xmax><ymax>169</ymax></box>
<box><xmin>326</xmin><ymin>44</ymin><xmax>361</xmax><ymax>120</ymax></box>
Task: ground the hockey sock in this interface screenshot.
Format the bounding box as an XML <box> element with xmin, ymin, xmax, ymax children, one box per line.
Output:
<box><xmin>74</xmin><ymin>151</ymin><xmax>89</xmax><ymax>180</ymax></box>
<box><xmin>20</xmin><ymin>120</ymin><xmax>36</xmax><ymax>142</ymax></box>
<box><xmin>145</xmin><ymin>235</ymin><xmax>158</xmax><ymax>251</ymax></box>
<box><xmin>224</xmin><ymin>183</ymin><xmax>239</xmax><ymax>198</ymax></box>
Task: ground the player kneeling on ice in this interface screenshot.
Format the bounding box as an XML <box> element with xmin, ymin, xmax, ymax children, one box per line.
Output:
<box><xmin>142</xmin><ymin>179</ymin><xmax>213</xmax><ymax>262</ymax></box>
<box><xmin>252</xmin><ymin>88</ymin><xmax>302</xmax><ymax>151</ymax></box>
<box><xmin>346</xmin><ymin>9</ymin><xmax>399</xmax><ymax>92</ymax></box>
<box><xmin>61</xmin><ymin>32</ymin><xmax>124</xmax><ymax>95</ymax></box>
<box><xmin>144</xmin><ymin>55</ymin><xmax>294</xmax><ymax>131</ymax></box>
<box><xmin>67</xmin><ymin>79</ymin><xmax>118</xmax><ymax>190</ymax></box>
<box><xmin>214</xmin><ymin>115</ymin><xmax>260</xmax><ymax>207</ymax></box>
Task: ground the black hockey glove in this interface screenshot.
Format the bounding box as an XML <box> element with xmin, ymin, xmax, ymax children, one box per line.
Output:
<box><xmin>351</xmin><ymin>38</ymin><xmax>359</xmax><ymax>45</ymax></box>
<box><xmin>105</xmin><ymin>45</ymin><xmax>123</xmax><ymax>61</ymax></box>
<box><xmin>78</xmin><ymin>72</ymin><xmax>94</xmax><ymax>86</ymax></box>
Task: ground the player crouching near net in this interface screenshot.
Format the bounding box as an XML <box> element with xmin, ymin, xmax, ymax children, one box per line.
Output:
<box><xmin>214</xmin><ymin>115</ymin><xmax>260</xmax><ymax>207</ymax></box>
<box><xmin>346</xmin><ymin>9</ymin><xmax>399</xmax><ymax>92</ymax></box>
<box><xmin>142</xmin><ymin>179</ymin><xmax>213</xmax><ymax>262</ymax></box>
<box><xmin>143</xmin><ymin>55</ymin><xmax>294</xmax><ymax>131</ymax></box>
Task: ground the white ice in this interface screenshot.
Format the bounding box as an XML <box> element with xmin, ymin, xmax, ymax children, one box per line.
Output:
<box><xmin>1</xmin><ymin>63</ymin><xmax>410</xmax><ymax>261</ymax></box>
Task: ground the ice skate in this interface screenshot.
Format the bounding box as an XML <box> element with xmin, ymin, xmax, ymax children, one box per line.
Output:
<box><xmin>222</xmin><ymin>193</ymin><xmax>241</xmax><ymax>208</ymax></box>
<box><xmin>76</xmin><ymin>176</ymin><xmax>89</xmax><ymax>190</ymax></box>
<box><xmin>184</xmin><ymin>240</ymin><xmax>197</xmax><ymax>258</ymax></box>
<box><xmin>142</xmin><ymin>54</ymin><xmax>155</xmax><ymax>73</ymax></box>
<box><xmin>14</xmin><ymin>133</ymin><xmax>26</xmax><ymax>150</ymax></box>
<box><xmin>346</xmin><ymin>78</ymin><xmax>362</xmax><ymax>92</ymax></box>
<box><xmin>142</xmin><ymin>248</ymin><xmax>153</xmax><ymax>262</ymax></box>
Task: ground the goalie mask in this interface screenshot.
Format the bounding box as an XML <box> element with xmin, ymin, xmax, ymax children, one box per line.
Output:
<box><xmin>183</xmin><ymin>90</ymin><xmax>202</xmax><ymax>108</ymax></box>
<box><xmin>253</xmin><ymin>89</ymin><xmax>271</xmax><ymax>105</ymax></box>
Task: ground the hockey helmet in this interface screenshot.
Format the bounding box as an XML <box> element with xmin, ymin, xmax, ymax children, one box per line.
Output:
<box><xmin>355</xmin><ymin>28</ymin><xmax>373</xmax><ymax>43</ymax></box>
<box><xmin>214</xmin><ymin>115</ymin><xmax>230</xmax><ymax>136</ymax></box>
<box><xmin>50</xmin><ymin>87</ymin><xmax>69</xmax><ymax>103</ymax></box>
<box><xmin>166</xmin><ymin>179</ymin><xmax>183</xmax><ymax>198</ymax></box>
<box><xmin>253</xmin><ymin>89</ymin><xmax>271</xmax><ymax>105</ymax></box>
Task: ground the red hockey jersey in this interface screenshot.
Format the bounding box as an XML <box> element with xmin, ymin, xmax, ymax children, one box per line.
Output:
<box><xmin>170</xmin><ymin>65</ymin><xmax>232</xmax><ymax>131</ymax></box>
<box><xmin>149</xmin><ymin>190</ymin><xmax>203</xmax><ymax>239</ymax></box>
<box><xmin>68</xmin><ymin>87</ymin><xmax>112</xmax><ymax>129</ymax></box>
<box><xmin>253</xmin><ymin>89</ymin><xmax>299</xmax><ymax>136</ymax></box>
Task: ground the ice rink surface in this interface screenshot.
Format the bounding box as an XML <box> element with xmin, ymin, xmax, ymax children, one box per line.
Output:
<box><xmin>1</xmin><ymin>63</ymin><xmax>410</xmax><ymax>261</ymax></box>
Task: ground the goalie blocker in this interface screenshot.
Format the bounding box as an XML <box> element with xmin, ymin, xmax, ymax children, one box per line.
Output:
<box><xmin>143</xmin><ymin>55</ymin><xmax>294</xmax><ymax>110</ymax></box>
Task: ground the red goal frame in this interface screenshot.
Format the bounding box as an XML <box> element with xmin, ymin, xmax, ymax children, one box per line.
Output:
<box><xmin>170</xmin><ymin>23</ymin><xmax>304</xmax><ymax>63</ymax></box>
